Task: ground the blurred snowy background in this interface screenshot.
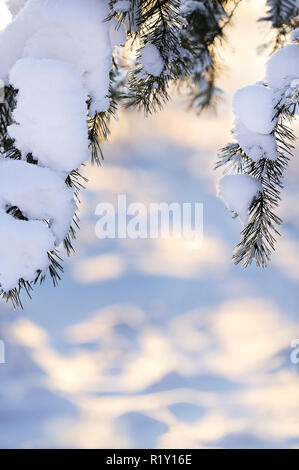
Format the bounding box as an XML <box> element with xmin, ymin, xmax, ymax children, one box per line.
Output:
<box><xmin>0</xmin><ymin>0</ymin><xmax>298</xmax><ymax>449</ymax></box>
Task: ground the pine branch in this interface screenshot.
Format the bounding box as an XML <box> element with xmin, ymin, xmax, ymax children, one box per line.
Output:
<box><xmin>125</xmin><ymin>0</ymin><xmax>185</xmax><ymax>114</ymax></box>
<box><xmin>216</xmin><ymin>97</ymin><xmax>297</xmax><ymax>267</ymax></box>
<box><xmin>178</xmin><ymin>0</ymin><xmax>241</xmax><ymax>112</ymax></box>
<box><xmin>108</xmin><ymin>1</ymin><xmax>241</xmax><ymax>114</ymax></box>
<box><xmin>259</xmin><ymin>0</ymin><xmax>299</xmax><ymax>50</ymax></box>
<box><xmin>88</xmin><ymin>59</ymin><xmax>124</xmax><ymax>163</ymax></box>
<box><xmin>261</xmin><ymin>0</ymin><xmax>298</xmax><ymax>28</ymax></box>
<box><xmin>0</xmin><ymin>86</ymin><xmax>94</xmax><ymax>307</ymax></box>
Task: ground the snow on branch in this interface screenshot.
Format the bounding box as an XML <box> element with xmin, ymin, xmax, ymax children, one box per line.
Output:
<box><xmin>259</xmin><ymin>0</ymin><xmax>299</xmax><ymax>50</ymax></box>
<box><xmin>0</xmin><ymin>0</ymin><xmax>299</xmax><ymax>305</ymax></box>
<box><xmin>261</xmin><ymin>0</ymin><xmax>299</xmax><ymax>28</ymax></box>
<box><xmin>0</xmin><ymin>0</ymin><xmax>116</xmax><ymax>306</ymax></box>
<box><xmin>216</xmin><ymin>27</ymin><xmax>299</xmax><ymax>267</ymax></box>
<box><xmin>107</xmin><ymin>0</ymin><xmax>242</xmax><ymax>113</ymax></box>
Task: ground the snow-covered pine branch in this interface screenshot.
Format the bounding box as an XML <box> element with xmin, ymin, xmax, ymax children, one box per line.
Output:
<box><xmin>108</xmin><ymin>0</ymin><xmax>242</xmax><ymax>113</ymax></box>
<box><xmin>261</xmin><ymin>0</ymin><xmax>299</xmax><ymax>28</ymax></box>
<box><xmin>0</xmin><ymin>0</ymin><xmax>243</xmax><ymax>306</ymax></box>
<box><xmin>0</xmin><ymin>0</ymin><xmax>121</xmax><ymax>306</ymax></box>
<box><xmin>217</xmin><ymin>26</ymin><xmax>299</xmax><ymax>267</ymax></box>
<box><xmin>0</xmin><ymin>0</ymin><xmax>299</xmax><ymax>305</ymax></box>
<box><xmin>259</xmin><ymin>0</ymin><xmax>299</xmax><ymax>49</ymax></box>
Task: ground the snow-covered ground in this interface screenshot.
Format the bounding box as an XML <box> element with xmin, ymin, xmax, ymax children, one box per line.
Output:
<box><xmin>0</xmin><ymin>0</ymin><xmax>298</xmax><ymax>449</ymax></box>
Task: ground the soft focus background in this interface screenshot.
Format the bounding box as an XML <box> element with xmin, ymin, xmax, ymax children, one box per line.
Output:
<box><xmin>0</xmin><ymin>0</ymin><xmax>299</xmax><ymax>449</ymax></box>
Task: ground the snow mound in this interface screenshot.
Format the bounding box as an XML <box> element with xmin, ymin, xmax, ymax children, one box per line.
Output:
<box><xmin>217</xmin><ymin>174</ymin><xmax>262</xmax><ymax>224</ymax></box>
<box><xmin>141</xmin><ymin>44</ymin><xmax>164</xmax><ymax>77</ymax></box>
<box><xmin>0</xmin><ymin>210</ymin><xmax>55</xmax><ymax>292</ymax></box>
<box><xmin>0</xmin><ymin>0</ymin><xmax>116</xmax><ymax>292</ymax></box>
<box><xmin>235</xmin><ymin>120</ymin><xmax>278</xmax><ymax>162</ymax></box>
<box><xmin>8</xmin><ymin>58</ymin><xmax>89</xmax><ymax>173</ymax></box>
<box><xmin>0</xmin><ymin>159</ymin><xmax>76</xmax><ymax>245</ymax></box>
<box><xmin>0</xmin><ymin>0</ymin><xmax>112</xmax><ymax>113</ymax></box>
<box><xmin>266</xmin><ymin>44</ymin><xmax>299</xmax><ymax>89</ymax></box>
<box><xmin>233</xmin><ymin>85</ymin><xmax>276</xmax><ymax>134</ymax></box>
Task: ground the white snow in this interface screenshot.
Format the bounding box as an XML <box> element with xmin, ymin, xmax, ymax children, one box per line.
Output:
<box><xmin>5</xmin><ymin>0</ymin><xmax>27</xmax><ymax>17</ymax></box>
<box><xmin>0</xmin><ymin>159</ymin><xmax>76</xmax><ymax>245</ymax></box>
<box><xmin>217</xmin><ymin>174</ymin><xmax>262</xmax><ymax>224</ymax></box>
<box><xmin>113</xmin><ymin>1</ymin><xmax>131</xmax><ymax>13</ymax></box>
<box><xmin>266</xmin><ymin>44</ymin><xmax>299</xmax><ymax>89</ymax></box>
<box><xmin>0</xmin><ymin>209</ymin><xmax>55</xmax><ymax>291</ymax></box>
<box><xmin>219</xmin><ymin>15</ymin><xmax>299</xmax><ymax>237</ymax></box>
<box><xmin>233</xmin><ymin>85</ymin><xmax>276</xmax><ymax>134</ymax></box>
<box><xmin>235</xmin><ymin>119</ymin><xmax>278</xmax><ymax>162</ymax></box>
<box><xmin>229</xmin><ymin>29</ymin><xmax>299</xmax><ymax>168</ymax></box>
<box><xmin>0</xmin><ymin>0</ymin><xmax>117</xmax><ymax>291</ymax></box>
<box><xmin>8</xmin><ymin>58</ymin><xmax>90</xmax><ymax>173</ymax></box>
<box><xmin>0</xmin><ymin>0</ymin><xmax>112</xmax><ymax>113</ymax></box>
<box><xmin>290</xmin><ymin>27</ymin><xmax>299</xmax><ymax>42</ymax></box>
<box><xmin>141</xmin><ymin>44</ymin><xmax>164</xmax><ymax>77</ymax></box>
